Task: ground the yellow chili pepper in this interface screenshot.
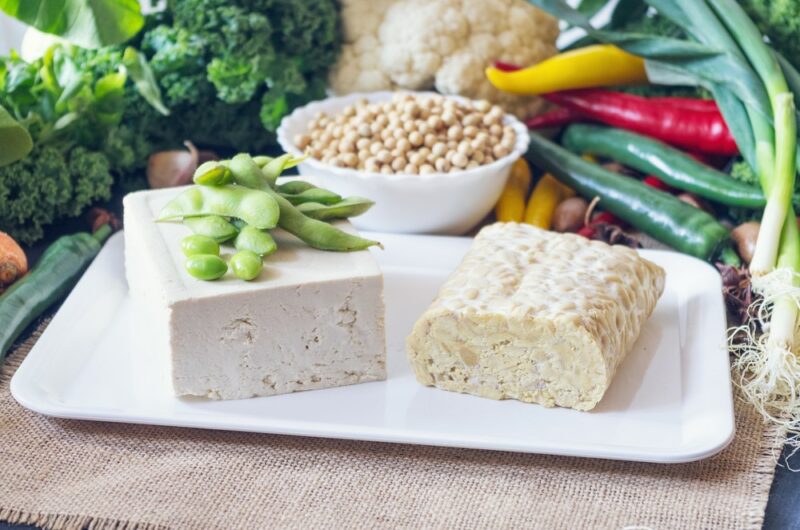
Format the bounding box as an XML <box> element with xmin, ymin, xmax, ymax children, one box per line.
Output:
<box><xmin>495</xmin><ymin>159</ymin><xmax>532</xmax><ymax>222</ymax></box>
<box><xmin>485</xmin><ymin>45</ymin><xmax>647</xmax><ymax>96</ymax></box>
<box><xmin>524</xmin><ymin>174</ymin><xmax>574</xmax><ymax>229</ymax></box>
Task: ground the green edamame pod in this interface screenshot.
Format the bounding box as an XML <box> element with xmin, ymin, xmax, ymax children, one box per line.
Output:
<box><xmin>185</xmin><ymin>254</ymin><xmax>228</xmax><ymax>281</ymax></box>
<box><xmin>234</xmin><ymin>225</ymin><xmax>277</xmax><ymax>256</ymax></box>
<box><xmin>253</xmin><ymin>155</ymin><xmax>273</xmax><ymax>167</ymax></box>
<box><xmin>262</xmin><ymin>153</ymin><xmax>307</xmax><ymax>187</ymax></box>
<box><xmin>194</xmin><ymin>160</ymin><xmax>232</xmax><ymax>186</ymax></box>
<box><xmin>181</xmin><ymin>235</ymin><xmax>220</xmax><ymax>257</ymax></box>
<box><xmin>282</xmin><ymin>188</ymin><xmax>342</xmax><ymax>205</ymax></box>
<box><xmin>158</xmin><ymin>185</ymin><xmax>279</xmax><ymax>229</ymax></box>
<box><xmin>230</xmin><ymin>250</ymin><xmax>263</xmax><ymax>281</ymax></box>
<box><xmin>277</xmin><ymin>180</ymin><xmax>316</xmax><ymax>194</ymax></box>
<box><xmin>229</xmin><ymin>153</ymin><xmax>268</xmax><ymax>189</ymax></box>
<box><xmin>296</xmin><ymin>197</ymin><xmax>375</xmax><ymax>221</ymax></box>
<box><xmin>184</xmin><ymin>216</ymin><xmax>239</xmax><ymax>243</ymax></box>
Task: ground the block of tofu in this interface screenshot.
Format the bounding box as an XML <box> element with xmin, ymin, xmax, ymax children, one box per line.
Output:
<box><xmin>123</xmin><ymin>187</ymin><xmax>386</xmax><ymax>400</ymax></box>
<box><xmin>406</xmin><ymin>223</ymin><xmax>665</xmax><ymax>411</ymax></box>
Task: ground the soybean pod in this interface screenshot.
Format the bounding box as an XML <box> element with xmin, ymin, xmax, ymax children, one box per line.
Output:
<box><xmin>277</xmin><ymin>180</ymin><xmax>317</xmax><ymax>194</ymax></box>
<box><xmin>235</xmin><ymin>225</ymin><xmax>277</xmax><ymax>256</ymax></box>
<box><xmin>184</xmin><ymin>215</ymin><xmax>239</xmax><ymax>243</ymax></box>
<box><xmin>282</xmin><ymin>188</ymin><xmax>342</xmax><ymax>205</ymax></box>
<box><xmin>158</xmin><ymin>185</ymin><xmax>279</xmax><ymax>230</ymax></box>
<box><xmin>296</xmin><ymin>197</ymin><xmax>375</xmax><ymax>221</ymax></box>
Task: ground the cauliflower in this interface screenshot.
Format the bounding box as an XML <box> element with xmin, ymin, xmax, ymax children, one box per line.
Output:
<box><xmin>329</xmin><ymin>0</ymin><xmax>559</xmax><ymax>118</ymax></box>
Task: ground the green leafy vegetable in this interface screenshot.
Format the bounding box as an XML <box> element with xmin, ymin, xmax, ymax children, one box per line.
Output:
<box><xmin>0</xmin><ymin>104</ymin><xmax>32</xmax><ymax>166</ymax></box>
<box><xmin>122</xmin><ymin>47</ymin><xmax>169</xmax><ymax>116</ymax></box>
<box><xmin>0</xmin><ymin>0</ymin><xmax>144</xmax><ymax>48</ymax></box>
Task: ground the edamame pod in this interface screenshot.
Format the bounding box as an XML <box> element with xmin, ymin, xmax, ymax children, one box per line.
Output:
<box><xmin>262</xmin><ymin>153</ymin><xmax>307</xmax><ymax>187</ymax></box>
<box><xmin>296</xmin><ymin>197</ymin><xmax>375</xmax><ymax>221</ymax></box>
<box><xmin>277</xmin><ymin>180</ymin><xmax>316</xmax><ymax>194</ymax></box>
<box><xmin>158</xmin><ymin>185</ymin><xmax>279</xmax><ymax>229</ymax></box>
<box><xmin>184</xmin><ymin>215</ymin><xmax>239</xmax><ymax>243</ymax></box>
<box><xmin>229</xmin><ymin>153</ymin><xmax>268</xmax><ymax>189</ymax></box>
<box><xmin>193</xmin><ymin>160</ymin><xmax>232</xmax><ymax>186</ymax></box>
<box><xmin>234</xmin><ymin>225</ymin><xmax>277</xmax><ymax>256</ymax></box>
<box><xmin>282</xmin><ymin>188</ymin><xmax>342</xmax><ymax>205</ymax></box>
<box><xmin>185</xmin><ymin>254</ymin><xmax>227</xmax><ymax>280</ymax></box>
<box><xmin>230</xmin><ymin>250</ymin><xmax>263</xmax><ymax>281</ymax></box>
<box><xmin>253</xmin><ymin>155</ymin><xmax>273</xmax><ymax>167</ymax></box>
<box><xmin>181</xmin><ymin>235</ymin><xmax>220</xmax><ymax>257</ymax></box>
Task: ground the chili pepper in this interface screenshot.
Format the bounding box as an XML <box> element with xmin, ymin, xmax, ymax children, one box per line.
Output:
<box><xmin>493</xmin><ymin>61</ymin><xmax>522</xmax><ymax>73</ymax></box>
<box><xmin>643</xmin><ymin>176</ymin><xmax>675</xmax><ymax>193</ymax></box>
<box><xmin>0</xmin><ymin>225</ymin><xmax>112</xmax><ymax>360</ymax></box>
<box><xmin>544</xmin><ymin>89</ymin><xmax>738</xmax><ymax>155</ymax></box>
<box><xmin>647</xmin><ymin>97</ymin><xmax>719</xmax><ymax>112</ymax></box>
<box><xmin>524</xmin><ymin>173</ymin><xmax>574</xmax><ymax>229</ymax></box>
<box><xmin>562</xmin><ymin>124</ymin><xmax>767</xmax><ymax>208</ymax></box>
<box><xmin>486</xmin><ymin>45</ymin><xmax>647</xmax><ymax>96</ymax></box>
<box><xmin>526</xmin><ymin>131</ymin><xmax>739</xmax><ymax>264</ymax></box>
<box><xmin>525</xmin><ymin>108</ymin><xmax>586</xmax><ymax>130</ymax></box>
<box><xmin>495</xmin><ymin>159</ymin><xmax>532</xmax><ymax>222</ymax></box>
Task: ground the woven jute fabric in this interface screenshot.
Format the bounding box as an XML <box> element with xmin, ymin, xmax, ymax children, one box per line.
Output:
<box><xmin>0</xmin><ymin>320</ymin><xmax>786</xmax><ymax>530</ymax></box>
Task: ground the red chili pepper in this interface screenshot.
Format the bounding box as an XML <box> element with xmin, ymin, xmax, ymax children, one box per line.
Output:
<box><xmin>648</xmin><ymin>97</ymin><xmax>719</xmax><ymax>113</ymax></box>
<box><xmin>643</xmin><ymin>175</ymin><xmax>676</xmax><ymax>193</ymax></box>
<box><xmin>592</xmin><ymin>211</ymin><xmax>622</xmax><ymax>225</ymax></box>
<box><xmin>542</xmin><ymin>89</ymin><xmax>739</xmax><ymax>156</ymax></box>
<box><xmin>526</xmin><ymin>107</ymin><xmax>586</xmax><ymax>129</ymax></box>
<box><xmin>577</xmin><ymin>226</ymin><xmax>596</xmax><ymax>238</ymax></box>
<box><xmin>493</xmin><ymin>61</ymin><xmax>522</xmax><ymax>72</ymax></box>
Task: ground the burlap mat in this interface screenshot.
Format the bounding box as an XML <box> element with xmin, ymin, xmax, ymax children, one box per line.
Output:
<box><xmin>0</xmin><ymin>320</ymin><xmax>786</xmax><ymax>530</ymax></box>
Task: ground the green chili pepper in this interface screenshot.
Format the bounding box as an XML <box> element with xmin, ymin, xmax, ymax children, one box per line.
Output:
<box><xmin>230</xmin><ymin>250</ymin><xmax>263</xmax><ymax>281</ymax></box>
<box><xmin>184</xmin><ymin>215</ymin><xmax>239</xmax><ymax>243</ymax></box>
<box><xmin>526</xmin><ymin>132</ymin><xmax>738</xmax><ymax>264</ymax></box>
<box><xmin>282</xmin><ymin>188</ymin><xmax>342</xmax><ymax>205</ymax></box>
<box><xmin>562</xmin><ymin>124</ymin><xmax>767</xmax><ymax>208</ymax></box>
<box><xmin>0</xmin><ymin>225</ymin><xmax>112</xmax><ymax>360</ymax></box>
<box><xmin>158</xmin><ymin>185</ymin><xmax>279</xmax><ymax>230</ymax></box>
<box><xmin>234</xmin><ymin>225</ymin><xmax>277</xmax><ymax>256</ymax></box>
<box><xmin>193</xmin><ymin>160</ymin><xmax>232</xmax><ymax>186</ymax></box>
<box><xmin>185</xmin><ymin>254</ymin><xmax>228</xmax><ymax>281</ymax></box>
<box><xmin>181</xmin><ymin>235</ymin><xmax>220</xmax><ymax>257</ymax></box>
<box><xmin>227</xmin><ymin>154</ymin><xmax>381</xmax><ymax>251</ymax></box>
<box><xmin>277</xmin><ymin>180</ymin><xmax>317</xmax><ymax>194</ymax></box>
<box><xmin>297</xmin><ymin>197</ymin><xmax>375</xmax><ymax>221</ymax></box>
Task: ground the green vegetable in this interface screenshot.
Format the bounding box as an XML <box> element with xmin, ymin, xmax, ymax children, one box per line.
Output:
<box><xmin>183</xmin><ymin>215</ymin><xmax>238</xmax><ymax>243</ymax></box>
<box><xmin>184</xmin><ymin>254</ymin><xmax>227</xmax><ymax>281</ymax></box>
<box><xmin>230</xmin><ymin>250</ymin><xmax>263</xmax><ymax>281</ymax></box>
<box><xmin>0</xmin><ymin>0</ymin><xmax>144</xmax><ymax>48</ymax></box>
<box><xmin>0</xmin><ymin>225</ymin><xmax>111</xmax><ymax>360</ymax></box>
<box><xmin>0</xmin><ymin>104</ymin><xmax>32</xmax><ymax>166</ymax></box>
<box><xmin>158</xmin><ymin>185</ymin><xmax>279</xmax><ymax>230</ymax></box>
<box><xmin>282</xmin><ymin>188</ymin><xmax>342</xmax><ymax>206</ymax></box>
<box><xmin>730</xmin><ymin>159</ymin><xmax>760</xmax><ymax>187</ymax></box>
<box><xmin>234</xmin><ymin>226</ymin><xmax>277</xmax><ymax>257</ymax></box>
<box><xmin>193</xmin><ymin>161</ymin><xmax>232</xmax><ymax>186</ymax></box>
<box><xmin>527</xmin><ymin>132</ymin><xmax>737</xmax><ymax>263</ymax></box>
<box><xmin>297</xmin><ymin>197</ymin><xmax>375</xmax><ymax>222</ymax></box>
<box><xmin>562</xmin><ymin>124</ymin><xmax>768</xmax><ymax>208</ymax></box>
<box><xmin>121</xmin><ymin>47</ymin><xmax>169</xmax><ymax>116</ymax></box>
<box><xmin>277</xmin><ymin>181</ymin><xmax>317</xmax><ymax>194</ymax></box>
<box><xmin>181</xmin><ymin>235</ymin><xmax>220</xmax><ymax>257</ymax></box>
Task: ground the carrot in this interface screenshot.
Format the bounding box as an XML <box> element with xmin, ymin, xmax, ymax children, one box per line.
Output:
<box><xmin>0</xmin><ymin>231</ymin><xmax>28</xmax><ymax>291</ymax></box>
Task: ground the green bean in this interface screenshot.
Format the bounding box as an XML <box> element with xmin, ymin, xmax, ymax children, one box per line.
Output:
<box><xmin>234</xmin><ymin>225</ymin><xmax>277</xmax><ymax>256</ymax></box>
<box><xmin>158</xmin><ymin>185</ymin><xmax>279</xmax><ymax>229</ymax></box>
<box><xmin>193</xmin><ymin>160</ymin><xmax>232</xmax><ymax>186</ymax></box>
<box><xmin>185</xmin><ymin>254</ymin><xmax>227</xmax><ymax>280</ymax></box>
<box><xmin>181</xmin><ymin>235</ymin><xmax>220</xmax><ymax>257</ymax></box>
<box><xmin>230</xmin><ymin>250</ymin><xmax>263</xmax><ymax>281</ymax></box>
<box><xmin>282</xmin><ymin>188</ymin><xmax>342</xmax><ymax>205</ymax></box>
<box><xmin>277</xmin><ymin>180</ymin><xmax>316</xmax><ymax>194</ymax></box>
<box><xmin>296</xmin><ymin>197</ymin><xmax>375</xmax><ymax>221</ymax></box>
<box><xmin>184</xmin><ymin>215</ymin><xmax>239</xmax><ymax>243</ymax></box>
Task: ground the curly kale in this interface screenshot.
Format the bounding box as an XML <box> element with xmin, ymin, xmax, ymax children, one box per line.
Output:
<box><xmin>739</xmin><ymin>0</ymin><xmax>800</xmax><ymax>70</ymax></box>
<box><xmin>0</xmin><ymin>145</ymin><xmax>113</xmax><ymax>244</ymax></box>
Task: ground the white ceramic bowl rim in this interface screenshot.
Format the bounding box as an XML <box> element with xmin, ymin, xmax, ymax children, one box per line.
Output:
<box><xmin>276</xmin><ymin>91</ymin><xmax>530</xmax><ymax>183</ymax></box>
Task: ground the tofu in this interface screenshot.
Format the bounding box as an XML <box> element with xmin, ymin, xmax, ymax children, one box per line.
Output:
<box><xmin>123</xmin><ymin>187</ymin><xmax>386</xmax><ymax>400</ymax></box>
<box><xmin>406</xmin><ymin>223</ymin><xmax>665</xmax><ymax>411</ymax></box>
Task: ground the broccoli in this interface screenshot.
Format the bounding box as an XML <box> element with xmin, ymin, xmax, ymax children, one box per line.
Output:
<box><xmin>0</xmin><ymin>145</ymin><xmax>113</xmax><ymax>244</ymax></box>
<box><xmin>729</xmin><ymin>160</ymin><xmax>760</xmax><ymax>187</ymax></box>
<box><xmin>739</xmin><ymin>0</ymin><xmax>800</xmax><ymax>70</ymax></box>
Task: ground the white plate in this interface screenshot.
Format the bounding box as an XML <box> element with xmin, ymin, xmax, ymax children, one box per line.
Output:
<box><xmin>10</xmin><ymin>232</ymin><xmax>734</xmax><ymax>463</ymax></box>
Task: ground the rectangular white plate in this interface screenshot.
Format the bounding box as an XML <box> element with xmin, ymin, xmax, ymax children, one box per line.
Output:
<box><xmin>11</xmin><ymin>232</ymin><xmax>734</xmax><ymax>463</ymax></box>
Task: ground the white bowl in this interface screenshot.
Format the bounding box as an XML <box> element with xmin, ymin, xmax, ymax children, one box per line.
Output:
<box><xmin>277</xmin><ymin>91</ymin><xmax>530</xmax><ymax>235</ymax></box>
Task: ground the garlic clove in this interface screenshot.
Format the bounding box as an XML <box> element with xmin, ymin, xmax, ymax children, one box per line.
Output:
<box><xmin>147</xmin><ymin>141</ymin><xmax>217</xmax><ymax>189</ymax></box>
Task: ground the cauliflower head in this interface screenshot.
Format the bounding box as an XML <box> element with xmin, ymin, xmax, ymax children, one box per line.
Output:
<box><xmin>329</xmin><ymin>0</ymin><xmax>559</xmax><ymax>118</ymax></box>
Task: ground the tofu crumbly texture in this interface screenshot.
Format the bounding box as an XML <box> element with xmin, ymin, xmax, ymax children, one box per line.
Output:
<box><xmin>123</xmin><ymin>187</ymin><xmax>386</xmax><ymax>400</ymax></box>
<box><xmin>406</xmin><ymin>222</ymin><xmax>665</xmax><ymax>411</ymax></box>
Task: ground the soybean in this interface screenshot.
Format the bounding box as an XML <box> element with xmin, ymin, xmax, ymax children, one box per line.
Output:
<box><xmin>277</xmin><ymin>180</ymin><xmax>317</xmax><ymax>194</ymax></box>
<box><xmin>181</xmin><ymin>235</ymin><xmax>220</xmax><ymax>257</ymax></box>
<box><xmin>235</xmin><ymin>225</ymin><xmax>277</xmax><ymax>256</ymax></box>
<box><xmin>282</xmin><ymin>188</ymin><xmax>342</xmax><ymax>206</ymax></box>
<box><xmin>158</xmin><ymin>185</ymin><xmax>279</xmax><ymax>230</ymax></box>
<box><xmin>184</xmin><ymin>216</ymin><xmax>238</xmax><ymax>243</ymax></box>
<box><xmin>228</xmin><ymin>153</ymin><xmax>268</xmax><ymax>189</ymax></box>
<box><xmin>230</xmin><ymin>250</ymin><xmax>263</xmax><ymax>281</ymax></box>
<box><xmin>185</xmin><ymin>254</ymin><xmax>227</xmax><ymax>280</ymax></box>
<box><xmin>296</xmin><ymin>197</ymin><xmax>375</xmax><ymax>221</ymax></box>
<box><xmin>193</xmin><ymin>161</ymin><xmax>232</xmax><ymax>186</ymax></box>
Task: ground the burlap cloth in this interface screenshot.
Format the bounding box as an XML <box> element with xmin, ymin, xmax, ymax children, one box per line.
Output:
<box><xmin>0</xmin><ymin>320</ymin><xmax>786</xmax><ymax>530</ymax></box>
